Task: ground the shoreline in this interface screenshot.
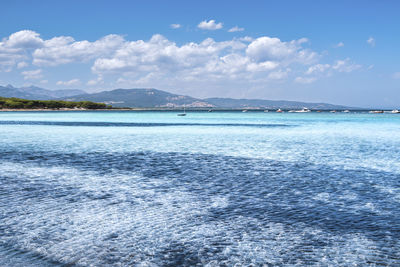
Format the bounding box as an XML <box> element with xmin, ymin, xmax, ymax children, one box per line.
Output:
<box><xmin>0</xmin><ymin>108</ymin><xmax>393</xmax><ymax>112</ymax></box>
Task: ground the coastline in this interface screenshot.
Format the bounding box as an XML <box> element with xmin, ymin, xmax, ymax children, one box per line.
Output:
<box><xmin>0</xmin><ymin>108</ymin><xmax>131</xmax><ymax>112</ymax></box>
<box><xmin>0</xmin><ymin>108</ymin><xmax>390</xmax><ymax>112</ymax></box>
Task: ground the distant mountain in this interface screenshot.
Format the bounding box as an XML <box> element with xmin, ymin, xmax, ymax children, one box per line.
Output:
<box><xmin>0</xmin><ymin>84</ymin><xmax>86</xmax><ymax>100</ymax></box>
<box><xmin>63</xmin><ymin>88</ymin><xmax>213</xmax><ymax>108</ymax></box>
<box><xmin>64</xmin><ymin>88</ymin><xmax>353</xmax><ymax>109</ymax></box>
<box><xmin>205</xmin><ymin>98</ymin><xmax>350</xmax><ymax>109</ymax></box>
<box><xmin>1</xmin><ymin>84</ymin><xmax>354</xmax><ymax>109</ymax></box>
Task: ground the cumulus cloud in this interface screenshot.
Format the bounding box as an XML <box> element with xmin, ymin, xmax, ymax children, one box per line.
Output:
<box><xmin>21</xmin><ymin>69</ymin><xmax>43</xmax><ymax>80</ymax></box>
<box><xmin>90</xmin><ymin>34</ymin><xmax>319</xmax><ymax>87</ymax></box>
<box><xmin>170</xmin><ymin>24</ymin><xmax>181</xmax><ymax>29</ymax></box>
<box><xmin>6</xmin><ymin>30</ymin><xmax>44</xmax><ymax>49</ymax></box>
<box><xmin>33</xmin><ymin>34</ymin><xmax>125</xmax><ymax>66</ymax></box>
<box><xmin>56</xmin><ymin>78</ymin><xmax>81</xmax><ymax>86</ymax></box>
<box><xmin>246</xmin><ymin>37</ymin><xmax>317</xmax><ymax>65</ymax></box>
<box><xmin>228</xmin><ymin>26</ymin><xmax>244</xmax><ymax>32</ymax></box>
<box><xmin>0</xmin><ymin>30</ymin><xmax>363</xmax><ymax>93</ymax></box>
<box><xmin>367</xmin><ymin>37</ymin><xmax>375</xmax><ymax>47</ymax></box>
<box><xmin>198</xmin><ymin>20</ymin><xmax>223</xmax><ymax>30</ymax></box>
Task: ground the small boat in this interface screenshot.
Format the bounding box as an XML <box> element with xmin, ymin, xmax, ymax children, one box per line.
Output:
<box><xmin>369</xmin><ymin>110</ymin><xmax>384</xmax><ymax>114</ymax></box>
<box><xmin>177</xmin><ymin>106</ymin><xmax>186</xmax><ymax>116</ymax></box>
<box><xmin>276</xmin><ymin>108</ymin><xmax>283</xmax><ymax>113</ymax></box>
<box><xmin>343</xmin><ymin>110</ymin><xmax>350</xmax><ymax>113</ymax></box>
<box><xmin>242</xmin><ymin>109</ymin><xmax>248</xmax><ymax>113</ymax></box>
<box><xmin>330</xmin><ymin>110</ymin><xmax>336</xmax><ymax>113</ymax></box>
<box><xmin>294</xmin><ymin>107</ymin><xmax>311</xmax><ymax>113</ymax></box>
<box><xmin>208</xmin><ymin>109</ymin><xmax>213</xmax><ymax>112</ymax></box>
<box><xmin>391</xmin><ymin>109</ymin><xmax>400</xmax><ymax>113</ymax></box>
<box><xmin>288</xmin><ymin>110</ymin><xmax>296</xmax><ymax>113</ymax></box>
<box><xmin>264</xmin><ymin>110</ymin><xmax>269</xmax><ymax>113</ymax></box>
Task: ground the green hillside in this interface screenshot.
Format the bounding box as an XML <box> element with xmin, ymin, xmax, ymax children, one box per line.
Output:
<box><xmin>0</xmin><ymin>96</ymin><xmax>109</xmax><ymax>109</ymax></box>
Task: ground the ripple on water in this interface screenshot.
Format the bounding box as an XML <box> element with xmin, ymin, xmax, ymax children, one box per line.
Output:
<box><xmin>0</xmin><ymin>151</ymin><xmax>399</xmax><ymax>266</ymax></box>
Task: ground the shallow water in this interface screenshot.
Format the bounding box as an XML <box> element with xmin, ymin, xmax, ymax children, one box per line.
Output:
<box><xmin>0</xmin><ymin>111</ymin><xmax>399</xmax><ymax>266</ymax></box>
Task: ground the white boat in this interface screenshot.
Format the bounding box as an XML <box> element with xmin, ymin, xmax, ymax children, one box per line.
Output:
<box><xmin>369</xmin><ymin>110</ymin><xmax>384</xmax><ymax>114</ymax></box>
<box><xmin>177</xmin><ymin>106</ymin><xmax>186</xmax><ymax>116</ymax></box>
<box><xmin>264</xmin><ymin>110</ymin><xmax>269</xmax><ymax>112</ymax></box>
<box><xmin>343</xmin><ymin>110</ymin><xmax>350</xmax><ymax>113</ymax></box>
<box><xmin>330</xmin><ymin>110</ymin><xmax>336</xmax><ymax>113</ymax></box>
<box><xmin>294</xmin><ymin>107</ymin><xmax>311</xmax><ymax>113</ymax></box>
<box><xmin>276</xmin><ymin>108</ymin><xmax>283</xmax><ymax>113</ymax></box>
<box><xmin>242</xmin><ymin>109</ymin><xmax>248</xmax><ymax>113</ymax></box>
<box><xmin>391</xmin><ymin>109</ymin><xmax>400</xmax><ymax>113</ymax></box>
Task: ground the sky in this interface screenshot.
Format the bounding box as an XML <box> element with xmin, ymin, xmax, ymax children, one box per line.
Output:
<box><xmin>0</xmin><ymin>0</ymin><xmax>399</xmax><ymax>108</ymax></box>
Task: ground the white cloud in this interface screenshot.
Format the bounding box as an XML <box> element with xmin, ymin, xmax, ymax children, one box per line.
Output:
<box><xmin>335</xmin><ymin>42</ymin><xmax>344</xmax><ymax>48</ymax></box>
<box><xmin>170</xmin><ymin>24</ymin><xmax>181</xmax><ymax>29</ymax></box>
<box><xmin>306</xmin><ymin>64</ymin><xmax>330</xmax><ymax>75</ymax></box>
<box><xmin>21</xmin><ymin>69</ymin><xmax>43</xmax><ymax>80</ymax></box>
<box><xmin>87</xmin><ymin>76</ymin><xmax>104</xmax><ymax>86</ymax></box>
<box><xmin>33</xmin><ymin>34</ymin><xmax>125</xmax><ymax>66</ymax></box>
<box><xmin>0</xmin><ymin>30</ymin><xmax>364</xmax><ymax>95</ymax></box>
<box><xmin>0</xmin><ymin>34</ymin><xmax>30</xmax><ymax>70</ymax></box>
<box><xmin>294</xmin><ymin>76</ymin><xmax>317</xmax><ymax>84</ymax></box>
<box><xmin>246</xmin><ymin>37</ymin><xmax>317</xmax><ymax>65</ymax></box>
<box><xmin>304</xmin><ymin>59</ymin><xmax>361</xmax><ymax>80</ymax></box>
<box><xmin>17</xmin><ymin>61</ymin><xmax>28</xmax><ymax>69</ymax></box>
<box><xmin>228</xmin><ymin>26</ymin><xmax>244</xmax><ymax>32</ymax></box>
<box><xmin>332</xmin><ymin>58</ymin><xmax>361</xmax><ymax>73</ymax></box>
<box><xmin>40</xmin><ymin>79</ymin><xmax>48</xmax><ymax>84</ymax></box>
<box><xmin>198</xmin><ymin>20</ymin><xmax>223</xmax><ymax>30</ymax></box>
<box><xmin>88</xmin><ymin>34</ymin><xmax>323</xmax><ymax>90</ymax></box>
<box><xmin>367</xmin><ymin>37</ymin><xmax>375</xmax><ymax>47</ymax></box>
<box><xmin>56</xmin><ymin>78</ymin><xmax>81</xmax><ymax>86</ymax></box>
<box><xmin>239</xmin><ymin>36</ymin><xmax>254</xmax><ymax>42</ymax></box>
<box><xmin>6</xmin><ymin>30</ymin><xmax>44</xmax><ymax>49</ymax></box>
<box><xmin>268</xmin><ymin>69</ymin><xmax>289</xmax><ymax>80</ymax></box>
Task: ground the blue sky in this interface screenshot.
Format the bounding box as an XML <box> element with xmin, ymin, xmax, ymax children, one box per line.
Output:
<box><xmin>1</xmin><ymin>0</ymin><xmax>399</xmax><ymax>108</ymax></box>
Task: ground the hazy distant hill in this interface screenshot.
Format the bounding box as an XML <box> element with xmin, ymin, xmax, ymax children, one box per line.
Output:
<box><xmin>1</xmin><ymin>84</ymin><xmax>354</xmax><ymax>109</ymax></box>
<box><xmin>205</xmin><ymin>98</ymin><xmax>350</xmax><ymax>109</ymax></box>
<box><xmin>63</xmin><ymin>88</ymin><xmax>213</xmax><ymax>108</ymax></box>
<box><xmin>0</xmin><ymin>85</ymin><xmax>86</xmax><ymax>100</ymax></box>
<box><xmin>64</xmin><ymin>88</ymin><xmax>352</xmax><ymax>109</ymax></box>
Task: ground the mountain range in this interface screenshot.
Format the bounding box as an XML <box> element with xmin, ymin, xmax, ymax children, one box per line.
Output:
<box><xmin>0</xmin><ymin>84</ymin><xmax>85</xmax><ymax>99</ymax></box>
<box><xmin>0</xmin><ymin>84</ymin><xmax>353</xmax><ymax>109</ymax></box>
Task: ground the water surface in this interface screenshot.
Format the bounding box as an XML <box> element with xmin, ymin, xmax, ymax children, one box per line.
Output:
<box><xmin>1</xmin><ymin>111</ymin><xmax>399</xmax><ymax>266</ymax></box>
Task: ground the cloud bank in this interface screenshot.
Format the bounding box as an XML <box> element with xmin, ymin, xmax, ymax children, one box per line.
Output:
<box><xmin>0</xmin><ymin>30</ymin><xmax>362</xmax><ymax>93</ymax></box>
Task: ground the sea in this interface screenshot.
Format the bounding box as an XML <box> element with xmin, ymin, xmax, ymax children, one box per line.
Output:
<box><xmin>0</xmin><ymin>111</ymin><xmax>399</xmax><ymax>266</ymax></box>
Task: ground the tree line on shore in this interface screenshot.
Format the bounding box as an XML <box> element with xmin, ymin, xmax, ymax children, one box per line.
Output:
<box><xmin>0</xmin><ymin>96</ymin><xmax>110</xmax><ymax>109</ymax></box>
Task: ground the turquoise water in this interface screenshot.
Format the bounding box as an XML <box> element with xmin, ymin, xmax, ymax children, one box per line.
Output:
<box><xmin>0</xmin><ymin>111</ymin><xmax>399</xmax><ymax>266</ymax></box>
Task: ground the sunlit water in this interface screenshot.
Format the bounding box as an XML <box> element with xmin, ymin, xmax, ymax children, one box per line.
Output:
<box><xmin>0</xmin><ymin>111</ymin><xmax>399</xmax><ymax>266</ymax></box>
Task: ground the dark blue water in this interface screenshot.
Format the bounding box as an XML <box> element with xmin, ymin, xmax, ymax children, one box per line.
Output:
<box><xmin>1</xmin><ymin>111</ymin><xmax>399</xmax><ymax>266</ymax></box>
